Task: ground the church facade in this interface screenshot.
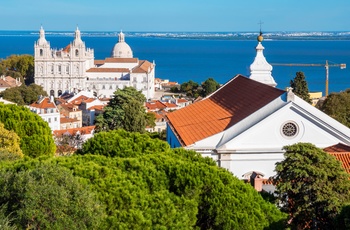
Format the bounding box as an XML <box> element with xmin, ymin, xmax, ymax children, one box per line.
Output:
<box><xmin>166</xmin><ymin>33</ymin><xmax>350</xmax><ymax>181</ymax></box>
<box><xmin>34</xmin><ymin>27</ymin><xmax>155</xmax><ymax>99</ymax></box>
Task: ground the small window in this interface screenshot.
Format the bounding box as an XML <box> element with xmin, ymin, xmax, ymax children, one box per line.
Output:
<box><xmin>40</xmin><ymin>49</ymin><xmax>43</xmax><ymax>56</ymax></box>
<box><xmin>281</xmin><ymin>122</ymin><xmax>298</xmax><ymax>138</ymax></box>
<box><xmin>75</xmin><ymin>49</ymin><xmax>79</xmax><ymax>56</ymax></box>
<box><xmin>48</xmin><ymin>118</ymin><xmax>51</xmax><ymax>123</ymax></box>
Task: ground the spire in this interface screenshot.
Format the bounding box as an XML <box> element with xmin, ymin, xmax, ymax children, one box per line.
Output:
<box><xmin>73</xmin><ymin>26</ymin><xmax>83</xmax><ymax>45</ymax></box>
<box><xmin>37</xmin><ymin>26</ymin><xmax>48</xmax><ymax>46</ymax></box>
<box><xmin>118</xmin><ymin>30</ymin><xmax>125</xmax><ymax>43</ymax></box>
<box><xmin>249</xmin><ymin>31</ymin><xmax>277</xmax><ymax>87</ymax></box>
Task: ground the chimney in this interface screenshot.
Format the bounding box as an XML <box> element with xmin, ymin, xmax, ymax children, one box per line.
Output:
<box><xmin>250</xmin><ymin>171</ymin><xmax>264</xmax><ymax>192</ymax></box>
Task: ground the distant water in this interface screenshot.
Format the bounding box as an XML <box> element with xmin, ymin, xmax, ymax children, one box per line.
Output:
<box><xmin>1</xmin><ymin>30</ymin><xmax>350</xmax><ymax>95</ymax></box>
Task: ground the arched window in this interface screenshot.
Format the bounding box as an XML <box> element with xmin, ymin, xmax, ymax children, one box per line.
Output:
<box><xmin>58</xmin><ymin>90</ymin><xmax>62</xmax><ymax>96</ymax></box>
<box><xmin>40</xmin><ymin>49</ymin><xmax>43</xmax><ymax>56</ymax></box>
<box><xmin>50</xmin><ymin>90</ymin><xmax>54</xmax><ymax>96</ymax></box>
<box><xmin>75</xmin><ymin>49</ymin><xmax>79</xmax><ymax>56</ymax></box>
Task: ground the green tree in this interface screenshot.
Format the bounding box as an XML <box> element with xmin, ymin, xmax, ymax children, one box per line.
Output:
<box><xmin>290</xmin><ymin>71</ymin><xmax>312</xmax><ymax>103</ymax></box>
<box><xmin>95</xmin><ymin>87</ymin><xmax>147</xmax><ymax>133</ymax></box>
<box><xmin>0</xmin><ymin>123</ymin><xmax>23</xmax><ymax>161</ymax></box>
<box><xmin>201</xmin><ymin>77</ymin><xmax>220</xmax><ymax>97</ymax></box>
<box><xmin>146</xmin><ymin>112</ymin><xmax>156</xmax><ymax>129</ymax></box>
<box><xmin>0</xmin><ymin>55</ymin><xmax>34</xmax><ymax>84</ymax></box>
<box><xmin>0</xmin><ymin>163</ymin><xmax>104</xmax><ymax>229</ymax></box>
<box><xmin>318</xmin><ymin>89</ymin><xmax>350</xmax><ymax>127</ymax></box>
<box><xmin>180</xmin><ymin>80</ymin><xmax>200</xmax><ymax>98</ymax></box>
<box><xmin>274</xmin><ymin>143</ymin><xmax>350</xmax><ymax>229</ymax></box>
<box><xmin>0</xmin><ymin>104</ymin><xmax>55</xmax><ymax>157</ymax></box>
<box><xmin>0</xmin><ymin>84</ymin><xmax>47</xmax><ymax>105</ymax></box>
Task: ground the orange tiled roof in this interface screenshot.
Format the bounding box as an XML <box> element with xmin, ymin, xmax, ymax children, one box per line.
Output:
<box><xmin>30</xmin><ymin>97</ymin><xmax>57</xmax><ymax>109</ymax></box>
<box><xmin>177</xmin><ymin>99</ymin><xmax>188</xmax><ymax>103</ymax></box>
<box><xmin>105</xmin><ymin>58</ymin><xmax>138</xmax><ymax>63</ymax></box>
<box><xmin>63</xmin><ymin>44</ymin><xmax>71</xmax><ymax>52</ymax></box>
<box><xmin>88</xmin><ymin>105</ymin><xmax>105</xmax><ymax>111</ymax></box>
<box><xmin>324</xmin><ymin>143</ymin><xmax>350</xmax><ymax>174</ymax></box>
<box><xmin>60</xmin><ymin>117</ymin><xmax>79</xmax><ymax>123</ymax></box>
<box><xmin>53</xmin><ymin>126</ymin><xmax>95</xmax><ymax>136</ymax></box>
<box><xmin>94</xmin><ymin>60</ymin><xmax>105</xmax><ymax>65</ymax></box>
<box><xmin>0</xmin><ymin>79</ymin><xmax>11</xmax><ymax>87</ymax></box>
<box><xmin>86</xmin><ymin>68</ymin><xmax>130</xmax><ymax>73</ymax></box>
<box><xmin>132</xmin><ymin>60</ymin><xmax>153</xmax><ymax>73</ymax></box>
<box><xmin>145</xmin><ymin>100</ymin><xmax>167</xmax><ymax>110</ymax></box>
<box><xmin>166</xmin><ymin>75</ymin><xmax>285</xmax><ymax>146</ymax></box>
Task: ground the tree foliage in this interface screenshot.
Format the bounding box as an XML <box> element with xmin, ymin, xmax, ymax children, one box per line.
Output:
<box><xmin>0</xmin><ymin>130</ymin><xmax>286</xmax><ymax>229</ymax></box>
<box><xmin>95</xmin><ymin>87</ymin><xmax>147</xmax><ymax>133</ymax></box>
<box><xmin>0</xmin><ymin>123</ymin><xmax>23</xmax><ymax>161</ymax></box>
<box><xmin>318</xmin><ymin>89</ymin><xmax>350</xmax><ymax>128</ymax></box>
<box><xmin>0</xmin><ymin>104</ymin><xmax>55</xmax><ymax>157</ymax></box>
<box><xmin>274</xmin><ymin>143</ymin><xmax>350</xmax><ymax>229</ymax></box>
<box><xmin>290</xmin><ymin>71</ymin><xmax>312</xmax><ymax>103</ymax></box>
<box><xmin>0</xmin><ymin>84</ymin><xmax>47</xmax><ymax>105</ymax></box>
<box><xmin>0</xmin><ymin>163</ymin><xmax>104</xmax><ymax>229</ymax></box>
<box><xmin>180</xmin><ymin>80</ymin><xmax>200</xmax><ymax>98</ymax></box>
<box><xmin>201</xmin><ymin>77</ymin><xmax>220</xmax><ymax>97</ymax></box>
<box><xmin>0</xmin><ymin>54</ymin><xmax>34</xmax><ymax>84</ymax></box>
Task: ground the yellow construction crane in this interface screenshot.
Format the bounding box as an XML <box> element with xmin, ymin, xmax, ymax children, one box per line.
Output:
<box><xmin>271</xmin><ymin>60</ymin><xmax>346</xmax><ymax>96</ymax></box>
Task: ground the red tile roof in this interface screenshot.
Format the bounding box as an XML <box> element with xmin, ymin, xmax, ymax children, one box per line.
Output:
<box><xmin>86</xmin><ymin>68</ymin><xmax>130</xmax><ymax>73</ymax></box>
<box><xmin>105</xmin><ymin>58</ymin><xmax>138</xmax><ymax>63</ymax></box>
<box><xmin>166</xmin><ymin>75</ymin><xmax>285</xmax><ymax>146</ymax></box>
<box><xmin>30</xmin><ymin>97</ymin><xmax>57</xmax><ymax>109</ymax></box>
<box><xmin>145</xmin><ymin>100</ymin><xmax>167</xmax><ymax>111</ymax></box>
<box><xmin>324</xmin><ymin>143</ymin><xmax>350</xmax><ymax>174</ymax></box>
<box><xmin>132</xmin><ymin>60</ymin><xmax>153</xmax><ymax>73</ymax></box>
<box><xmin>53</xmin><ymin>126</ymin><xmax>95</xmax><ymax>137</ymax></box>
<box><xmin>60</xmin><ymin>117</ymin><xmax>79</xmax><ymax>123</ymax></box>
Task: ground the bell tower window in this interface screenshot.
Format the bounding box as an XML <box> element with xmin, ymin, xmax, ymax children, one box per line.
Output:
<box><xmin>40</xmin><ymin>49</ymin><xmax>43</xmax><ymax>56</ymax></box>
<box><xmin>75</xmin><ymin>49</ymin><xmax>79</xmax><ymax>57</ymax></box>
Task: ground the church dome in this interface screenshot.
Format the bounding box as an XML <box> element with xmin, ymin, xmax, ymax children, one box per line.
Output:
<box><xmin>111</xmin><ymin>31</ymin><xmax>133</xmax><ymax>58</ymax></box>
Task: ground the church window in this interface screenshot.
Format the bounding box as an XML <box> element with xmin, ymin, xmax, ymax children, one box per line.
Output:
<box><xmin>58</xmin><ymin>65</ymin><xmax>62</xmax><ymax>74</ymax></box>
<box><xmin>75</xmin><ymin>49</ymin><xmax>79</xmax><ymax>56</ymax></box>
<box><xmin>40</xmin><ymin>49</ymin><xmax>43</xmax><ymax>56</ymax></box>
<box><xmin>102</xmin><ymin>85</ymin><xmax>105</xmax><ymax>89</ymax></box>
<box><xmin>66</xmin><ymin>66</ymin><xmax>69</xmax><ymax>74</ymax></box>
<box><xmin>51</xmin><ymin>65</ymin><xmax>54</xmax><ymax>74</ymax></box>
<box><xmin>281</xmin><ymin>122</ymin><xmax>298</xmax><ymax>138</ymax></box>
<box><xmin>109</xmin><ymin>85</ymin><xmax>113</xmax><ymax>89</ymax></box>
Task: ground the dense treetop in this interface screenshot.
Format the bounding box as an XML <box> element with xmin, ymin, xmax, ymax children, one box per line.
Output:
<box><xmin>95</xmin><ymin>87</ymin><xmax>147</xmax><ymax>133</ymax></box>
<box><xmin>318</xmin><ymin>89</ymin><xmax>350</xmax><ymax>128</ymax></box>
<box><xmin>290</xmin><ymin>71</ymin><xmax>312</xmax><ymax>103</ymax></box>
<box><xmin>0</xmin><ymin>103</ymin><xmax>55</xmax><ymax>157</ymax></box>
<box><xmin>274</xmin><ymin>143</ymin><xmax>350</xmax><ymax>229</ymax></box>
<box><xmin>0</xmin><ymin>130</ymin><xmax>286</xmax><ymax>229</ymax></box>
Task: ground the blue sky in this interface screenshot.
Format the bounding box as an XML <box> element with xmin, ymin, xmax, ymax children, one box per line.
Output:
<box><xmin>2</xmin><ymin>0</ymin><xmax>350</xmax><ymax>32</ymax></box>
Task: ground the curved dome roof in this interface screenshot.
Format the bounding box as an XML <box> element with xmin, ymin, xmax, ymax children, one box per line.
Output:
<box><xmin>111</xmin><ymin>31</ymin><xmax>133</xmax><ymax>58</ymax></box>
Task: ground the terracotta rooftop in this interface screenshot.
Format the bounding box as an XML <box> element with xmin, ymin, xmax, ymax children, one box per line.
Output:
<box><xmin>60</xmin><ymin>117</ymin><xmax>79</xmax><ymax>124</ymax></box>
<box><xmin>324</xmin><ymin>143</ymin><xmax>350</xmax><ymax>174</ymax></box>
<box><xmin>94</xmin><ymin>60</ymin><xmax>105</xmax><ymax>65</ymax></box>
<box><xmin>166</xmin><ymin>75</ymin><xmax>285</xmax><ymax>146</ymax></box>
<box><xmin>104</xmin><ymin>58</ymin><xmax>138</xmax><ymax>63</ymax></box>
<box><xmin>86</xmin><ymin>68</ymin><xmax>130</xmax><ymax>73</ymax></box>
<box><xmin>132</xmin><ymin>60</ymin><xmax>153</xmax><ymax>73</ymax></box>
<box><xmin>53</xmin><ymin>126</ymin><xmax>95</xmax><ymax>137</ymax></box>
<box><xmin>145</xmin><ymin>100</ymin><xmax>167</xmax><ymax>111</ymax></box>
<box><xmin>30</xmin><ymin>97</ymin><xmax>57</xmax><ymax>109</ymax></box>
<box><xmin>177</xmin><ymin>99</ymin><xmax>188</xmax><ymax>103</ymax></box>
<box><xmin>88</xmin><ymin>105</ymin><xmax>105</xmax><ymax>111</ymax></box>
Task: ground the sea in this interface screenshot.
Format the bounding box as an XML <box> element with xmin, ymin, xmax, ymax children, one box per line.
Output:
<box><xmin>1</xmin><ymin>30</ymin><xmax>350</xmax><ymax>95</ymax></box>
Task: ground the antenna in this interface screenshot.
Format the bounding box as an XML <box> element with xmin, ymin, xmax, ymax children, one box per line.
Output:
<box><xmin>258</xmin><ymin>20</ymin><xmax>264</xmax><ymax>34</ymax></box>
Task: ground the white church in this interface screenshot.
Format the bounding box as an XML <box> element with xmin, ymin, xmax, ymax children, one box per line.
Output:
<box><xmin>166</xmin><ymin>32</ymin><xmax>350</xmax><ymax>184</ymax></box>
<box><xmin>34</xmin><ymin>27</ymin><xmax>155</xmax><ymax>99</ymax></box>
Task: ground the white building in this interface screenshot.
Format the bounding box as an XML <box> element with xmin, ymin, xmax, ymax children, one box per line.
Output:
<box><xmin>28</xmin><ymin>96</ymin><xmax>60</xmax><ymax>131</ymax></box>
<box><xmin>34</xmin><ymin>27</ymin><xmax>155</xmax><ymax>100</ymax></box>
<box><xmin>166</xmin><ymin>33</ymin><xmax>350</xmax><ymax>182</ymax></box>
